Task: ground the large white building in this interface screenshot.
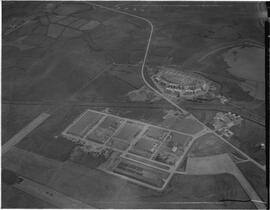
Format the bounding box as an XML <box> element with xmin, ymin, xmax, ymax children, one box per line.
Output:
<box><xmin>153</xmin><ymin>70</ymin><xmax>210</xmax><ymax>99</ymax></box>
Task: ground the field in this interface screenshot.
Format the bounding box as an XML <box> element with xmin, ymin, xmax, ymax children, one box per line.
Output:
<box><xmin>162</xmin><ymin>116</ymin><xmax>204</xmax><ymax>135</ymax></box>
<box><xmin>189</xmin><ymin>133</ymin><xmax>247</xmax><ymax>162</ymax></box>
<box><xmin>144</xmin><ymin>126</ymin><xmax>169</xmax><ymax>141</ymax></box>
<box><xmin>113</xmin><ymin>121</ymin><xmax>144</xmax><ymax>142</ymax></box>
<box><xmin>2</xmin><ymin>183</ymin><xmax>54</xmax><ymax>208</ymax></box>
<box><xmin>129</xmin><ymin>137</ymin><xmax>159</xmax><ymax>158</ymax></box>
<box><xmin>229</xmin><ymin>119</ymin><xmax>266</xmax><ymax>165</ymax></box>
<box><xmin>109</xmin><ymin>106</ymin><xmax>175</xmax><ymax>126</ymax></box>
<box><xmin>237</xmin><ymin>161</ymin><xmax>267</xmax><ymax>202</ymax></box>
<box><xmin>69</xmin><ymin>146</ymin><xmax>113</xmax><ymax>169</ymax></box>
<box><xmin>3</xmin><ymin>147</ymin><xmax>61</xmax><ymax>185</ymax></box>
<box><xmin>2</xmin><ymin>1</ymin><xmax>148</xmax><ymax>103</ymax></box>
<box><xmin>1</xmin><ymin>104</ymin><xmax>51</xmax><ymax>144</ymax></box>
<box><xmin>164</xmin><ymin>132</ymin><xmax>192</xmax><ymax>154</ymax></box>
<box><xmin>66</xmin><ymin>110</ymin><xmax>104</xmax><ymax>137</ymax></box>
<box><xmin>125</xmin><ymin>153</ymin><xmax>170</xmax><ymax>170</ymax></box>
<box><xmin>139</xmin><ymin>2</ymin><xmax>263</xmax><ymax>66</ymax></box>
<box><xmin>2</xmin><ymin>1</ymin><xmax>265</xmax><ymax>209</ymax></box>
<box><xmin>106</xmin><ymin>137</ymin><xmax>130</xmax><ymax>151</ymax></box>
<box><xmin>16</xmin><ymin>105</ymin><xmax>86</xmax><ymax>161</ymax></box>
<box><xmin>153</xmin><ymin>132</ymin><xmax>192</xmax><ymax>165</ymax></box>
<box><xmin>2</xmin><ymin>140</ymin><xmax>255</xmax><ymax>209</ymax></box>
<box><xmin>85</xmin><ymin>116</ymin><xmax>123</xmax><ymax>144</ymax></box>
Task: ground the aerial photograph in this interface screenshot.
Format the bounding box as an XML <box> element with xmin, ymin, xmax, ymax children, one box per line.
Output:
<box><xmin>1</xmin><ymin>1</ymin><xmax>268</xmax><ymax>209</ymax></box>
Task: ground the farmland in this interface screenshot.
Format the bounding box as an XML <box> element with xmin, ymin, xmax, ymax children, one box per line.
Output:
<box><xmin>2</xmin><ymin>1</ymin><xmax>266</xmax><ymax>209</ymax></box>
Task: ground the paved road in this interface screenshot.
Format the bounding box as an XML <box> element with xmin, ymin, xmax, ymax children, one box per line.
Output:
<box><xmin>2</xmin><ymin>113</ymin><xmax>50</xmax><ymax>155</ymax></box>
<box><xmin>14</xmin><ymin>177</ymin><xmax>94</xmax><ymax>208</ymax></box>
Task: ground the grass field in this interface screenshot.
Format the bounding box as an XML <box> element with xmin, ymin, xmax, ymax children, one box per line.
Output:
<box><xmin>129</xmin><ymin>137</ymin><xmax>159</xmax><ymax>158</ymax></box>
<box><xmin>106</xmin><ymin>137</ymin><xmax>130</xmax><ymax>151</ymax></box>
<box><xmin>69</xmin><ymin>146</ymin><xmax>112</xmax><ymax>169</ymax></box>
<box><xmin>1</xmin><ymin>104</ymin><xmax>51</xmax><ymax>144</ymax></box>
<box><xmin>114</xmin><ymin>121</ymin><xmax>144</xmax><ymax>142</ymax></box>
<box><xmin>237</xmin><ymin>161</ymin><xmax>267</xmax><ymax>202</ymax></box>
<box><xmin>3</xmin><ymin>147</ymin><xmax>61</xmax><ymax>185</ymax></box>
<box><xmin>109</xmin><ymin>107</ymin><xmax>175</xmax><ymax>126</ymax></box>
<box><xmin>144</xmin><ymin>126</ymin><xmax>169</xmax><ymax>141</ymax></box>
<box><xmin>74</xmin><ymin>71</ymin><xmax>140</xmax><ymax>103</ymax></box>
<box><xmin>3</xmin><ymin>142</ymin><xmax>254</xmax><ymax>209</ymax></box>
<box><xmin>2</xmin><ymin>183</ymin><xmax>55</xmax><ymax>208</ymax></box>
<box><xmin>66</xmin><ymin>110</ymin><xmax>104</xmax><ymax>137</ymax></box>
<box><xmin>162</xmin><ymin>116</ymin><xmax>204</xmax><ymax>135</ymax></box>
<box><xmin>229</xmin><ymin>119</ymin><xmax>265</xmax><ymax>165</ymax></box>
<box><xmin>16</xmin><ymin>105</ymin><xmax>85</xmax><ymax>161</ymax></box>
<box><xmin>142</xmin><ymin>2</ymin><xmax>263</xmax><ymax>66</ymax></box>
<box><xmin>3</xmin><ymin>1</ymin><xmax>149</xmax><ymax>103</ymax></box>
<box><xmin>189</xmin><ymin>133</ymin><xmax>247</xmax><ymax>162</ymax></box>
<box><xmin>86</xmin><ymin>126</ymin><xmax>113</xmax><ymax>144</ymax></box>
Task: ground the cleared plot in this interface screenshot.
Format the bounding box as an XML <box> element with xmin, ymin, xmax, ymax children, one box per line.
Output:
<box><xmin>66</xmin><ymin>111</ymin><xmax>104</xmax><ymax>137</ymax></box>
<box><xmin>152</xmin><ymin>132</ymin><xmax>191</xmax><ymax>165</ymax></box>
<box><xmin>113</xmin><ymin>158</ymin><xmax>169</xmax><ymax>188</ymax></box>
<box><xmin>129</xmin><ymin>137</ymin><xmax>160</xmax><ymax>159</ymax></box>
<box><xmin>162</xmin><ymin>117</ymin><xmax>204</xmax><ymax>135</ymax></box>
<box><xmin>106</xmin><ymin>137</ymin><xmax>129</xmax><ymax>151</ymax></box>
<box><xmin>80</xmin><ymin>20</ymin><xmax>100</xmax><ymax>30</ymax></box>
<box><xmin>160</xmin><ymin>132</ymin><xmax>192</xmax><ymax>156</ymax></box>
<box><xmin>85</xmin><ymin>117</ymin><xmax>123</xmax><ymax>144</ymax></box>
<box><xmin>153</xmin><ymin>151</ymin><xmax>178</xmax><ymax>166</ymax></box>
<box><xmin>188</xmin><ymin>133</ymin><xmax>247</xmax><ymax>162</ymax></box>
<box><xmin>113</xmin><ymin>121</ymin><xmax>144</xmax><ymax>143</ymax></box>
<box><xmin>99</xmin><ymin>116</ymin><xmax>123</xmax><ymax>130</ymax></box>
<box><xmin>125</xmin><ymin>153</ymin><xmax>170</xmax><ymax>170</ymax></box>
<box><xmin>86</xmin><ymin>127</ymin><xmax>113</xmax><ymax>144</ymax></box>
<box><xmin>47</xmin><ymin>24</ymin><xmax>65</xmax><ymax>38</ymax></box>
<box><xmin>144</xmin><ymin>126</ymin><xmax>168</xmax><ymax>141</ymax></box>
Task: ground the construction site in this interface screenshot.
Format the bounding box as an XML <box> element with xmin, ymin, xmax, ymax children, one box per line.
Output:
<box><xmin>62</xmin><ymin>109</ymin><xmax>200</xmax><ymax>190</ymax></box>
